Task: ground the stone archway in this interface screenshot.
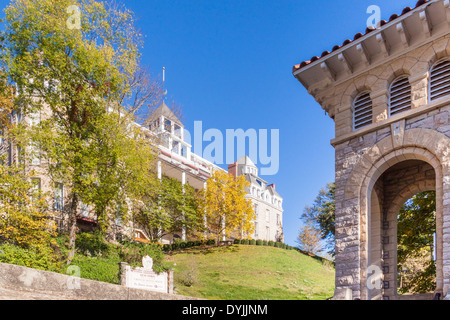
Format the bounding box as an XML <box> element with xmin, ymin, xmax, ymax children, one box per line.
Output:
<box><xmin>386</xmin><ymin>177</ymin><xmax>436</xmax><ymax>299</ymax></box>
<box><xmin>367</xmin><ymin>159</ymin><xmax>437</xmax><ymax>300</ymax></box>
<box><xmin>337</xmin><ymin>127</ymin><xmax>450</xmax><ymax>300</ymax></box>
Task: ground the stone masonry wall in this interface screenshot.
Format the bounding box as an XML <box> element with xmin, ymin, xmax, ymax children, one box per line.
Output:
<box><xmin>328</xmin><ymin>35</ymin><xmax>450</xmax><ymax>300</ymax></box>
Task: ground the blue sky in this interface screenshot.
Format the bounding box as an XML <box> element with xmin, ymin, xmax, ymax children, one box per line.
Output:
<box><xmin>0</xmin><ymin>0</ymin><xmax>418</xmax><ymax>247</ymax></box>
<box><xmin>118</xmin><ymin>0</ymin><xmax>415</xmax><ymax>247</ymax></box>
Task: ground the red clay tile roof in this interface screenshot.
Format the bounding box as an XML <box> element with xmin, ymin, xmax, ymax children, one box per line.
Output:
<box><xmin>292</xmin><ymin>0</ymin><xmax>430</xmax><ymax>73</ymax></box>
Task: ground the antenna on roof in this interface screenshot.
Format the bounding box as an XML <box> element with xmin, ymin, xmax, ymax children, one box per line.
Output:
<box><xmin>162</xmin><ymin>67</ymin><xmax>168</xmax><ymax>103</ymax></box>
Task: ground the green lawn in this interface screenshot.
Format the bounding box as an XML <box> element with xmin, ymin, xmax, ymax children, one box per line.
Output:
<box><xmin>164</xmin><ymin>245</ymin><xmax>335</xmax><ymax>300</ymax></box>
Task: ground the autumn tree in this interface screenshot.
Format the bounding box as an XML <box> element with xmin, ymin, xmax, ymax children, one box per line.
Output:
<box><xmin>2</xmin><ymin>0</ymin><xmax>158</xmax><ymax>262</ymax></box>
<box><xmin>198</xmin><ymin>170</ymin><xmax>255</xmax><ymax>244</ymax></box>
<box><xmin>296</xmin><ymin>225</ymin><xmax>324</xmax><ymax>256</ymax></box>
<box><xmin>0</xmin><ymin>162</ymin><xmax>57</xmax><ymax>249</ymax></box>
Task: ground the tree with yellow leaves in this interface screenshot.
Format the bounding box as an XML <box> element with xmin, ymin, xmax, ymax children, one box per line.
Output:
<box><xmin>197</xmin><ymin>170</ymin><xmax>255</xmax><ymax>244</ymax></box>
<box><xmin>0</xmin><ymin>163</ymin><xmax>57</xmax><ymax>249</ymax></box>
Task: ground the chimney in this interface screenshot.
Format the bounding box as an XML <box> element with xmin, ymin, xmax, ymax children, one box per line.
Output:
<box><xmin>228</xmin><ymin>162</ymin><xmax>237</xmax><ymax>178</ymax></box>
<box><xmin>268</xmin><ymin>184</ymin><xmax>275</xmax><ymax>191</ymax></box>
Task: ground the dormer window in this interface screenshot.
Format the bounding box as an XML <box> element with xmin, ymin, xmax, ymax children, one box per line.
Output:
<box><xmin>389</xmin><ymin>76</ymin><xmax>411</xmax><ymax>117</ymax></box>
<box><xmin>430</xmin><ymin>59</ymin><xmax>450</xmax><ymax>102</ymax></box>
<box><xmin>174</xmin><ymin>124</ymin><xmax>182</xmax><ymax>138</ymax></box>
<box><xmin>149</xmin><ymin>119</ymin><xmax>160</xmax><ymax>131</ymax></box>
<box><xmin>164</xmin><ymin>119</ymin><xmax>172</xmax><ymax>132</ymax></box>
<box><xmin>353</xmin><ymin>92</ymin><xmax>373</xmax><ymax>131</ymax></box>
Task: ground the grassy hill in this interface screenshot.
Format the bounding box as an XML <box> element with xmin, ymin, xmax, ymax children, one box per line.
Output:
<box><xmin>164</xmin><ymin>245</ymin><xmax>335</xmax><ymax>300</ymax></box>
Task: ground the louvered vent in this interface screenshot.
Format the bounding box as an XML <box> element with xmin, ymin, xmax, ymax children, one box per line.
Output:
<box><xmin>389</xmin><ymin>77</ymin><xmax>411</xmax><ymax>116</ymax></box>
<box><xmin>353</xmin><ymin>93</ymin><xmax>373</xmax><ymax>130</ymax></box>
<box><xmin>430</xmin><ymin>60</ymin><xmax>450</xmax><ymax>101</ymax></box>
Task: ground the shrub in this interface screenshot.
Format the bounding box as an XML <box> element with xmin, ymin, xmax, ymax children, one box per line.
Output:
<box><xmin>179</xmin><ymin>258</ymin><xmax>199</xmax><ymax>287</ymax></box>
<box><xmin>163</xmin><ymin>244</ymin><xmax>171</xmax><ymax>252</ymax></box>
<box><xmin>0</xmin><ymin>243</ymin><xmax>61</xmax><ymax>272</ymax></box>
<box><xmin>268</xmin><ymin>241</ymin><xmax>274</xmax><ymax>247</ymax></box>
<box><xmin>206</xmin><ymin>239</ymin><xmax>215</xmax><ymax>246</ymax></box>
<box><xmin>186</xmin><ymin>241</ymin><xmax>194</xmax><ymax>248</ymax></box>
<box><xmin>256</xmin><ymin>240</ymin><xmax>263</xmax><ymax>246</ymax></box>
<box><xmin>249</xmin><ymin>239</ymin><xmax>256</xmax><ymax>246</ymax></box>
<box><xmin>194</xmin><ymin>240</ymin><xmax>201</xmax><ymax>246</ymax></box>
<box><xmin>234</xmin><ymin>239</ymin><xmax>240</xmax><ymax>245</ymax></box>
<box><xmin>171</xmin><ymin>243</ymin><xmax>179</xmax><ymax>251</ymax></box>
<box><xmin>263</xmin><ymin>240</ymin><xmax>268</xmax><ymax>246</ymax></box>
<box><xmin>76</xmin><ymin>231</ymin><xmax>109</xmax><ymax>257</ymax></box>
<box><xmin>179</xmin><ymin>242</ymin><xmax>187</xmax><ymax>249</ymax></box>
<box><xmin>71</xmin><ymin>254</ymin><xmax>120</xmax><ymax>284</ymax></box>
<box><xmin>119</xmin><ymin>242</ymin><xmax>166</xmax><ymax>272</ymax></box>
<box><xmin>242</xmin><ymin>240</ymin><xmax>249</xmax><ymax>245</ymax></box>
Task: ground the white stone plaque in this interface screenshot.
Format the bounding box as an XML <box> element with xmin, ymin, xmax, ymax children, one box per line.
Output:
<box><xmin>124</xmin><ymin>256</ymin><xmax>169</xmax><ymax>294</ymax></box>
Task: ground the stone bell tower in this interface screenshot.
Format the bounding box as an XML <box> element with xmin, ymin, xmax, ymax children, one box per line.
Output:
<box><xmin>293</xmin><ymin>0</ymin><xmax>450</xmax><ymax>300</ymax></box>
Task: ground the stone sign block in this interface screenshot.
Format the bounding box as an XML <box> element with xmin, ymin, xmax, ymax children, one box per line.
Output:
<box><xmin>119</xmin><ymin>256</ymin><xmax>173</xmax><ymax>294</ymax></box>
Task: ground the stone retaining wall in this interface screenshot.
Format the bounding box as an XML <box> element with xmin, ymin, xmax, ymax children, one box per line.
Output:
<box><xmin>0</xmin><ymin>263</ymin><xmax>200</xmax><ymax>300</ymax></box>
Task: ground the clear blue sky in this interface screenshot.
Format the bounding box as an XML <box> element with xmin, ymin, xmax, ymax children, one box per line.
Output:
<box><xmin>119</xmin><ymin>0</ymin><xmax>414</xmax><ymax>247</ymax></box>
<box><xmin>0</xmin><ymin>0</ymin><xmax>418</xmax><ymax>247</ymax></box>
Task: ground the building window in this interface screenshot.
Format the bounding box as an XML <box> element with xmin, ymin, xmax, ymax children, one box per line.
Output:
<box><xmin>29</xmin><ymin>110</ymin><xmax>41</xmax><ymax>127</ymax></box>
<box><xmin>255</xmin><ymin>204</ymin><xmax>259</xmax><ymax>218</ymax></box>
<box><xmin>181</xmin><ymin>145</ymin><xmax>188</xmax><ymax>158</ymax></box>
<box><xmin>164</xmin><ymin>119</ymin><xmax>172</xmax><ymax>132</ymax></box>
<box><xmin>80</xmin><ymin>202</ymin><xmax>90</xmax><ymax>218</ymax></box>
<box><xmin>266</xmin><ymin>209</ymin><xmax>270</xmax><ymax>222</ymax></box>
<box><xmin>54</xmin><ymin>183</ymin><xmax>64</xmax><ymax>211</ymax></box>
<box><xmin>389</xmin><ymin>76</ymin><xmax>411</xmax><ymax>116</ymax></box>
<box><xmin>353</xmin><ymin>92</ymin><xmax>373</xmax><ymax>131</ymax></box>
<box><xmin>172</xmin><ymin>140</ymin><xmax>179</xmax><ymax>154</ymax></box>
<box><xmin>160</xmin><ymin>133</ymin><xmax>170</xmax><ymax>149</ymax></box>
<box><xmin>430</xmin><ymin>59</ymin><xmax>450</xmax><ymax>102</ymax></box>
<box><xmin>255</xmin><ymin>222</ymin><xmax>259</xmax><ymax>239</ymax></box>
<box><xmin>149</xmin><ymin>119</ymin><xmax>160</xmax><ymax>131</ymax></box>
<box><xmin>277</xmin><ymin>214</ymin><xmax>280</xmax><ymax>225</ymax></box>
<box><xmin>30</xmin><ymin>143</ymin><xmax>41</xmax><ymax>166</ymax></box>
<box><xmin>174</xmin><ymin>124</ymin><xmax>182</xmax><ymax>138</ymax></box>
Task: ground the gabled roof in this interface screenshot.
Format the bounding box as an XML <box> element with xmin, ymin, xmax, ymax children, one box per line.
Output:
<box><xmin>145</xmin><ymin>101</ymin><xmax>183</xmax><ymax>128</ymax></box>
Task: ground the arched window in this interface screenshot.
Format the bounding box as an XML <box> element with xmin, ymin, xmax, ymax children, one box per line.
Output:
<box><xmin>430</xmin><ymin>59</ymin><xmax>450</xmax><ymax>102</ymax></box>
<box><xmin>353</xmin><ymin>92</ymin><xmax>373</xmax><ymax>131</ymax></box>
<box><xmin>389</xmin><ymin>76</ymin><xmax>411</xmax><ymax>116</ymax></box>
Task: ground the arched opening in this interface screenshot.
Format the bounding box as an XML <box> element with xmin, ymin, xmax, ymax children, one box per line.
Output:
<box><xmin>397</xmin><ymin>191</ymin><xmax>436</xmax><ymax>296</ymax></box>
<box><xmin>367</xmin><ymin>158</ymin><xmax>439</xmax><ymax>300</ymax></box>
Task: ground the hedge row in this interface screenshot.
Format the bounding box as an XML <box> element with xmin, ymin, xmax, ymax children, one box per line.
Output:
<box><xmin>233</xmin><ymin>239</ymin><xmax>295</xmax><ymax>250</ymax></box>
<box><xmin>163</xmin><ymin>239</ymin><xmax>216</xmax><ymax>252</ymax></box>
